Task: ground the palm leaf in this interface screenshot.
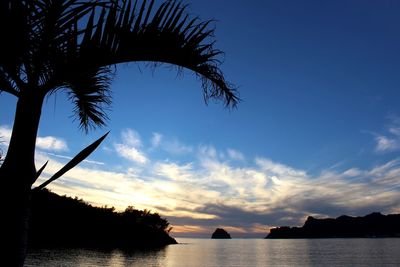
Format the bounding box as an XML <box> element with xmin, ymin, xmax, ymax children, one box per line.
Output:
<box><xmin>32</xmin><ymin>160</ymin><xmax>49</xmax><ymax>185</ymax></box>
<box><xmin>66</xmin><ymin>65</ymin><xmax>113</xmax><ymax>131</ymax></box>
<box><xmin>2</xmin><ymin>0</ymin><xmax>239</xmax><ymax>131</ymax></box>
<box><xmin>77</xmin><ymin>0</ymin><xmax>239</xmax><ymax>108</ymax></box>
<box><xmin>33</xmin><ymin>132</ymin><xmax>109</xmax><ymax>190</ymax></box>
<box><xmin>0</xmin><ymin>0</ymin><xmax>32</xmax><ymax>90</ymax></box>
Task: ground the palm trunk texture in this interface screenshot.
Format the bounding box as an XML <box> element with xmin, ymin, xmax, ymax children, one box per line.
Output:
<box><xmin>0</xmin><ymin>91</ymin><xmax>44</xmax><ymax>266</ymax></box>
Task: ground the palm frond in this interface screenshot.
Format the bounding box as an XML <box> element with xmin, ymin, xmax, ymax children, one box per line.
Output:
<box><xmin>0</xmin><ymin>138</ymin><xmax>3</xmax><ymax>166</ymax></box>
<box><xmin>0</xmin><ymin>0</ymin><xmax>32</xmax><ymax>90</ymax></box>
<box><xmin>66</xmin><ymin>65</ymin><xmax>113</xmax><ymax>132</ymax></box>
<box><xmin>0</xmin><ymin>68</ymin><xmax>19</xmax><ymax>96</ymax></box>
<box><xmin>32</xmin><ymin>160</ymin><xmax>48</xmax><ymax>185</ymax></box>
<box><xmin>34</xmin><ymin>132</ymin><xmax>109</xmax><ymax>190</ymax></box>
<box><xmin>1</xmin><ymin>0</ymin><xmax>238</xmax><ymax>132</ymax></box>
<box><xmin>28</xmin><ymin>1</ymin><xmax>107</xmax><ymax>87</ymax></box>
<box><xmin>0</xmin><ymin>0</ymin><xmax>107</xmax><ymax>94</ymax></box>
<box><xmin>79</xmin><ymin>0</ymin><xmax>239</xmax><ymax>107</ymax></box>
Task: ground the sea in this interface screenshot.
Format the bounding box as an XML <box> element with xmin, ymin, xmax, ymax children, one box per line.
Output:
<box><xmin>25</xmin><ymin>238</ymin><xmax>400</xmax><ymax>266</ymax></box>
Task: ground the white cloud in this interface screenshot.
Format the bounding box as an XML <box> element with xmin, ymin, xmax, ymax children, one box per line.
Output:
<box><xmin>121</xmin><ymin>129</ymin><xmax>142</xmax><ymax>147</ymax></box>
<box><xmin>114</xmin><ymin>143</ymin><xmax>148</xmax><ymax>164</ymax></box>
<box><xmin>36</xmin><ymin>145</ymin><xmax>400</xmax><ymax>236</ymax></box>
<box><xmin>199</xmin><ymin>145</ymin><xmax>217</xmax><ymax>159</ymax></box>
<box><xmin>151</xmin><ymin>132</ymin><xmax>163</xmax><ymax>148</ymax></box>
<box><xmin>114</xmin><ymin>128</ymin><xmax>148</xmax><ymax>164</ymax></box>
<box><xmin>162</xmin><ymin>139</ymin><xmax>193</xmax><ymax>154</ymax></box>
<box><xmin>375</xmin><ymin>136</ymin><xmax>399</xmax><ymax>152</ymax></box>
<box><xmin>21</xmin><ymin>128</ymin><xmax>400</xmax><ymax>236</ymax></box>
<box><xmin>0</xmin><ymin>125</ymin><xmax>12</xmax><ymax>143</ymax></box>
<box><xmin>150</xmin><ymin>132</ymin><xmax>192</xmax><ymax>155</ymax></box>
<box><xmin>33</xmin><ymin>144</ymin><xmax>400</xmax><ymax>237</ymax></box>
<box><xmin>375</xmin><ymin>116</ymin><xmax>400</xmax><ymax>152</ymax></box>
<box><xmin>342</xmin><ymin>168</ymin><xmax>363</xmax><ymax>177</ymax></box>
<box><xmin>154</xmin><ymin>162</ymin><xmax>194</xmax><ymax>182</ymax></box>
<box><xmin>255</xmin><ymin>157</ymin><xmax>307</xmax><ymax>178</ymax></box>
<box><xmin>0</xmin><ymin>125</ymin><xmax>68</xmax><ymax>152</ymax></box>
<box><xmin>389</xmin><ymin>126</ymin><xmax>400</xmax><ymax>136</ymax></box>
<box><xmin>227</xmin><ymin>148</ymin><xmax>245</xmax><ymax>161</ymax></box>
<box><xmin>46</xmin><ymin>152</ymin><xmax>104</xmax><ymax>165</ymax></box>
<box><xmin>36</xmin><ymin>136</ymin><xmax>68</xmax><ymax>151</ymax></box>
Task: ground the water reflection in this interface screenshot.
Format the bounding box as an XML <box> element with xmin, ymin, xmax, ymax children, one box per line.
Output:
<box><xmin>26</xmin><ymin>238</ymin><xmax>400</xmax><ymax>267</ymax></box>
<box><xmin>27</xmin><ymin>247</ymin><xmax>167</xmax><ymax>267</ymax></box>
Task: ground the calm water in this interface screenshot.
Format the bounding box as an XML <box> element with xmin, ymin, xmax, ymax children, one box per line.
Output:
<box><xmin>26</xmin><ymin>238</ymin><xmax>400</xmax><ymax>266</ymax></box>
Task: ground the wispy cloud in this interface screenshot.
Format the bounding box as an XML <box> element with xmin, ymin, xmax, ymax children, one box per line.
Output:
<box><xmin>150</xmin><ymin>132</ymin><xmax>192</xmax><ymax>155</ymax></box>
<box><xmin>46</xmin><ymin>152</ymin><xmax>104</xmax><ymax>165</ymax></box>
<box><xmin>114</xmin><ymin>128</ymin><xmax>148</xmax><ymax>164</ymax></box>
<box><xmin>162</xmin><ymin>138</ymin><xmax>193</xmax><ymax>154</ymax></box>
<box><xmin>375</xmin><ymin>116</ymin><xmax>400</xmax><ymax>152</ymax></box>
<box><xmin>376</xmin><ymin>136</ymin><xmax>400</xmax><ymax>152</ymax></box>
<box><xmin>36</xmin><ymin>136</ymin><xmax>68</xmax><ymax>151</ymax></box>
<box><xmin>5</xmin><ymin>126</ymin><xmax>400</xmax><ymax>237</ymax></box>
<box><xmin>198</xmin><ymin>144</ymin><xmax>217</xmax><ymax>159</ymax></box>
<box><xmin>0</xmin><ymin>125</ymin><xmax>68</xmax><ymax>152</ymax></box>
<box><xmin>33</xmin><ymin>130</ymin><xmax>400</xmax><ymax>237</ymax></box>
<box><xmin>0</xmin><ymin>125</ymin><xmax>12</xmax><ymax>144</ymax></box>
<box><xmin>227</xmin><ymin>148</ymin><xmax>245</xmax><ymax>161</ymax></box>
<box><xmin>114</xmin><ymin>144</ymin><xmax>148</xmax><ymax>164</ymax></box>
<box><xmin>151</xmin><ymin>132</ymin><xmax>163</xmax><ymax>148</ymax></box>
<box><xmin>121</xmin><ymin>129</ymin><xmax>142</xmax><ymax>147</ymax></box>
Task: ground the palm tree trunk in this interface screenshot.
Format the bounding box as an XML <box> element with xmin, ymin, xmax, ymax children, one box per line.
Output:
<box><xmin>0</xmin><ymin>90</ymin><xmax>44</xmax><ymax>266</ymax></box>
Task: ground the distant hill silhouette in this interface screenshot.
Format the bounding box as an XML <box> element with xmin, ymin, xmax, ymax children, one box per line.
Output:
<box><xmin>211</xmin><ymin>228</ymin><xmax>231</xmax><ymax>239</ymax></box>
<box><xmin>28</xmin><ymin>189</ymin><xmax>177</xmax><ymax>248</ymax></box>
<box><xmin>266</xmin><ymin>212</ymin><xmax>400</xmax><ymax>238</ymax></box>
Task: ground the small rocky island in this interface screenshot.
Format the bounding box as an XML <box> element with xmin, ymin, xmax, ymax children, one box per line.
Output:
<box><xmin>211</xmin><ymin>228</ymin><xmax>231</xmax><ymax>239</ymax></box>
<box><xmin>266</xmin><ymin>212</ymin><xmax>400</xmax><ymax>238</ymax></box>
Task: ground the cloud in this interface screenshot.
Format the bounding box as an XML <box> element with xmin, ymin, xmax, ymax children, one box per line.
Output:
<box><xmin>227</xmin><ymin>148</ymin><xmax>245</xmax><ymax>161</ymax></box>
<box><xmin>149</xmin><ymin>132</ymin><xmax>192</xmax><ymax>155</ymax></box>
<box><xmin>41</xmin><ymin>149</ymin><xmax>400</xmax><ymax>236</ymax></box>
<box><xmin>151</xmin><ymin>132</ymin><xmax>163</xmax><ymax>148</ymax></box>
<box><xmin>0</xmin><ymin>125</ymin><xmax>68</xmax><ymax>152</ymax></box>
<box><xmin>121</xmin><ymin>129</ymin><xmax>142</xmax><ymax>147</ymax></box>
<box><xmin>162</xmin><ymin>139</ymin><xmax>193</xmax><ymax>154</ymax></box>
<box><xmin>0</xmin><ymin>125</ymin><xmax>12</xmax><ymax>143</ymax></box>
<box><xmin>198</xmin><ymin>145</ymin><xmax>217</xmax><ymax>159</ymax></box>
<box><xmin>114</xmin><ymin>128</ymin><xmax>148</xmax><ymax>164</ymax></box>
<box><xmin>114</xmin><ymin>144</ymin><xmax>148</xmax><ymax>164</ymax></box>
<box><xmin>36</xmin><ymin>136</ymin><xmax>68</xmax><ymax>151</ymax></box>
<box><xmin>342</xmin><ymin>168</ymin><xmax>363</xmax><ymax>177</ymax></box>
<box><xmin>255</xmin><ymin>157</ymin><xmax>307</xmax><ymax>178</ymax></box>
<box><xmin>46</xmin><ymin>152</ymin><xmax>104</xmax><ymax>165</ymax></box>
<box><xmin>375</xmin><ymin>136</ymin><xmax>399</xmax><ymax>152</ymax></box>
<box><xmin>154</xmin><ymin>162</ymin><xmax>194</xmax><ymax>182</ymax></box>
<box><xmin>25</xmin><ymin>128</ymin><xmax>400</xmax><ymax>237</ymax></box>
<box><xmin>375</xmin><ymin>116</ymin><xmax>400</xmax><ymax>152</ymax></box>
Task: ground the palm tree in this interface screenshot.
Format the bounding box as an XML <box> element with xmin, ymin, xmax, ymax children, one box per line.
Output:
<box><xmin>0</xmin><ymin>0</ymin><xmax>238</xmax><ymax>265</ymax></box>
<box><xmin>0</xmin><ymin>142</ymin><xmax>3</xmax><ymax>165</ymax></box>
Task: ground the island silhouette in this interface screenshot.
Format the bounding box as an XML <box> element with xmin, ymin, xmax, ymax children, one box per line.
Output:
<box><xmin>211</xmin><ymin>228</ymin><xmax>232</xmax><ymax>239</ymax></box>
<box><xmin>266</xmin><ymin>212</ymin><xmax>400</xmax><ymax>238</ymax></box>
<box><xmin>28</xmin><ymin>189</ymin><xmax>176</xmax><ymax>248</ymax></box>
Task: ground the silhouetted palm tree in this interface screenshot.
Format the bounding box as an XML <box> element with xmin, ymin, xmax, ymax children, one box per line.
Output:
<box><xmin>0</xmin><ymin>140</ymin><xmax>3</xmax><ymax>165</ymax></box>
<box><xmin>0</xmin><ymin>0</ymin><xmax>238</xmax><ymax>265</ymax></box>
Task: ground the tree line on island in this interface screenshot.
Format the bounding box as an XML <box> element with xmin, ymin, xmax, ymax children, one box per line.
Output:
<box><xmin>266</xmin><ymin>212</ymin><xmax>400</xmax><ymax>239</ymax></box>
<box><xmin>212</xmin><ymin>213</ymin><xmax>400</xmax><ymax>239</ymax></box>
<box><xmin>29</xmin><ymin>189</ymin><xmax>176</xmax><ymax>248</ymax></box>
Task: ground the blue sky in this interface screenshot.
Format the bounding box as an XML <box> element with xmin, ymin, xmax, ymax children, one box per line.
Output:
<box><xmin>1</xmin><ymin>0</ymin><xmax>400</xmax><ymax>237</ymax></box>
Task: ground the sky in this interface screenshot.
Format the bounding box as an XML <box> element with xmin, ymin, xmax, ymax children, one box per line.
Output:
<box><xmin>1</xmin><ymin>0</ymin><xmax>400</xmax><ymax>238</ymax></box>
